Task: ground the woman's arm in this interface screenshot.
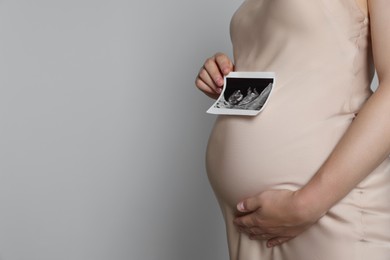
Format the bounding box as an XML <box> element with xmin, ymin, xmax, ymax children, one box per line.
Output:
<box><xmin>234</xmin><ymin>0</ymin><xmax>390</xmax><ymax>247</ymax></box>
<box><xmin>298</xmin><ymin>0</ymin><xmax>390</xmax><ymax>219</ymax></box>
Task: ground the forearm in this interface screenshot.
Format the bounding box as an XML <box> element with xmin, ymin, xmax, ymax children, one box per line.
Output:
<box><xmin>298</xmin><ymin>82</ymin><xmax>390</xmax><ymax>217</ymax></box>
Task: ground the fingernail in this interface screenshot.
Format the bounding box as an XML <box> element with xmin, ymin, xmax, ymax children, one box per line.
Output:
<box><xmin>223</xmin><ymin>68</ymin><xmax>230</xmax><ymax>74</ymax></box>
<box><xmin>216</xmin><ymin>77</ymin><xmax>223</xmax><ymax>86</ymax></box>
<box><xmin>237</xmin><ymin>202</ymin><xmax>245</xmax><ymax>211</ymax></box>
<box><xmin>216</xmin><ymin>88</ymin><xmax>222</xmax><ymax>94</ymax></box>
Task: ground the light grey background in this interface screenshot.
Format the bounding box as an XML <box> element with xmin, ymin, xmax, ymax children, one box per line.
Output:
<box><xmin>0</xmin><ymin>0</ymin><xmax>242</xmax><ymax>259</ymax></box>
<box><xmin>0</xmin><ymin>1</ymin><xmax>378</xmax><ymax>260</ymax></box>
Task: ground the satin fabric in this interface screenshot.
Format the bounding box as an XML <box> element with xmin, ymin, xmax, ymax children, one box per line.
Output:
<box><xmin>206</xmin><ymin>0</ymin><xmax>390</xmax><ymax>259</ymax></box>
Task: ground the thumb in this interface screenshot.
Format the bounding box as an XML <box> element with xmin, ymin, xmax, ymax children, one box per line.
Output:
<box><xmin>237</xmin><ymin>196</ymin><xmax>261</xmax><ymax>212</ymax></box>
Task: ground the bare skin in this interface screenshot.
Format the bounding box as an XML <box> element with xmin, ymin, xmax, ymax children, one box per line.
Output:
<box><xmin>195</xmin><ymin>52</ymin><xmax>234</xmax><ymax>99</ymax></box>
<box><xmin>356</xmin><ymin>0</ymin><xmax>368</xmax><ymax>17</ymax></box>
<box><xmin>196</xmin><ymin>0</ymin><xmax>390</xmax><ymax>248</ymax></box>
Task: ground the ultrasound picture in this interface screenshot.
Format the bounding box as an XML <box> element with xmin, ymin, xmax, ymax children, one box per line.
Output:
<box><xmin>214</xmin><ymin>83</ymin><xmax>272</xmax><ymax>111</ymax></box>
<box><xmin>207</xmin><ymin>72</ymin><xmax>275</xmax><ymax>116</ymax></box>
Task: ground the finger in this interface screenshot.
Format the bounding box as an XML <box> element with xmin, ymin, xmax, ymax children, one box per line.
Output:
<box><xmin>236</xmin><ymin>226</ymin><xmax>262</xmax><ymax>235</ymax></box>
<box><xmin>205</xmin><ymin>92</ymin><xmax>221</xmax><ymax>100</ymax></box>
<box><xmin>249</xmin><ymin>233</ymin><xmax>272</xmax><ymax>240</ymax></box>
<box><xmin>215</xmin><ymin>53</ymin><xmax>234</xmax><ymax>75</ymax></box>
<box><xmin>197</xmin><ymin>67</ymin><xmax>221</xmax><ymax>94</ymax></box>
<box><xmin>234</xmin><ymin>214</ymin><xmax>256</xmax><ymax>228</ymax></box>
<box><xmin>195</xmin><ymin>76</ymin><xmax>220</xmax><ymax>96</ymax></box>
<box><xmin>203</xmin><ymin>57</ymin><xmax>225</xmax><ymax>88</ymax></box>
<box><xmin>267</xmin><ymin>237</ymin><xmax>294</xmax><ymax>248</ymax></box>
<box><xmin>237</xmin><ymin>195</ymin><xmax>261</xmax><ymax>212</ymax></box>
<box><xmin>248</xmin><ymin>227</ymin><xmax>264</xmax><ymax>235</ymax></box>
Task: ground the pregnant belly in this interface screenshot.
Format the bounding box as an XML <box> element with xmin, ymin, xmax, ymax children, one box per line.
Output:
<box><xmin>206</xmin><ymin>114</ymin><xmax>353</xmax><ymax>207</ymax></box>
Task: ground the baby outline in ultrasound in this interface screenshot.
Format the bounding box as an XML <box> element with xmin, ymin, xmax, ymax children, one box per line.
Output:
<box><xmin>215</xmin><ymin>83</ymin><xmax>272</xmax><ymax>111</ymax></box>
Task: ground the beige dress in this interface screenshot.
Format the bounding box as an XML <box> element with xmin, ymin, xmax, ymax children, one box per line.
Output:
<box><xmin>206</xmin><ymin>0</ymin><xmax>390</xmax><ymax>259</ymax></box>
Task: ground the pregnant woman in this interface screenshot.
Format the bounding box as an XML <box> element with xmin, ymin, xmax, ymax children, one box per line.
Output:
<box><xmin>195</xmin><ymin>0</ymin><xmax>390</xmax><ymax>259</ymax></box>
